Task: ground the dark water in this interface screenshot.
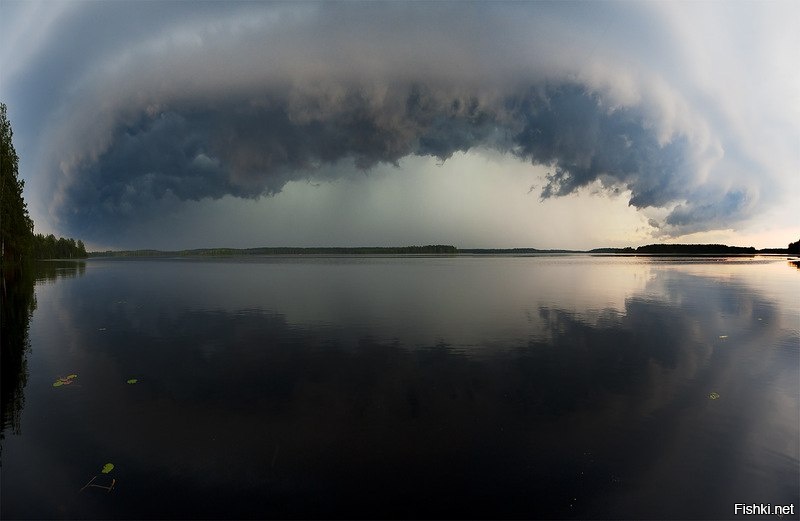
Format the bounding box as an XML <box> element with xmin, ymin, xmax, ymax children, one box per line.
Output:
<box><xmin>2</xmin><ymin>256</ymin><xmax>798</xmax><ymax>519</ymax></box>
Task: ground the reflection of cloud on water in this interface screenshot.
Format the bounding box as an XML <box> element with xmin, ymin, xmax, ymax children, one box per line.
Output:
<box><xmin>13</xmin><ymin>257</ymin><xmax>798</xmax><ymax>518</ymax></box>
<box><xmin>68</xmin><ymin>257</ymin><xmax>795</xmax><ymax>351</ymax></box>
<box><xmin>70</xmin><ymin>257</ymin><xmax>663</xmax><ymax>349</ymax></box>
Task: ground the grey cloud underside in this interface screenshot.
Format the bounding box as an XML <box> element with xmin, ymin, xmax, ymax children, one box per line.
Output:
<box><xmin>62</xmin><ymin>83</ymin><xmax>703</xmax><ymax>240</ymax></box>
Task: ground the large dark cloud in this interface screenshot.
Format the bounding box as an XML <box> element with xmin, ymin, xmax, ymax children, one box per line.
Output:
<box><xmin>7</xmin><ymin>2</ymin><xmax>791</xmax><ymax>244</ymax></box>
<box><xmin>60</xmin><ymin>82</ymin><xmax>700</xmax><ymax>241</ymax></box>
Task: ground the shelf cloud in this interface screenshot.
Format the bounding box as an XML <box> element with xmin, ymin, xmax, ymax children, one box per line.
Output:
<box><xmin>3</xmin><ymin>1</ymin><xmax>798</xmax><ymax>245</ymax></box>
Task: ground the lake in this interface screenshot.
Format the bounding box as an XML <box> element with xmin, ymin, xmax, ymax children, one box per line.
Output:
<box><xmin>1</xmin><ymin>255</ymin><xmax>798</xmax><ymax>519</ymax></box>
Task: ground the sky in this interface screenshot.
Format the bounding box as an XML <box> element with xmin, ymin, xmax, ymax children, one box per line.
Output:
<box><xmin>1</xmin><ymin>1</ymin><xmax>798</xmax><ymax>250</ymax></box>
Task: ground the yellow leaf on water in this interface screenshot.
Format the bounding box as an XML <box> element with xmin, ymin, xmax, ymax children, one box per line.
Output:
<box><xmin>53</xmin><ymin>375</ymin><xmax>77</xmax><ymax>387</ymax></box>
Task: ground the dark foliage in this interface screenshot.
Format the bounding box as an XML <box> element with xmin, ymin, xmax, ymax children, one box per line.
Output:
<box><xmin>1</xmin><ymin>103</ymin><xmax>87</xmax><ymax>264</ymax></box>
<box><xmin>1</xmin><ymin>103</ymin><xmax>33</xmax><ymax>269</ymax></box>
<box><xmin>91</xmin><ymin>245</ymin><xmax>458</xmax><ymax>257</ymax></box>
<box><xmin>32</xmin><ymin>233</ymin><xmax>87</xmax><ymax>259</ymax></box>
<box><xmin>635</xmin><ymin>244</ymin><xmax>756</xmax><ymax>254</ymax></box>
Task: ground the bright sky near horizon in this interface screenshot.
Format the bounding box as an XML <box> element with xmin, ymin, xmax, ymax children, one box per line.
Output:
<box><xmin>1</xmin><ymin>1</ymin><xmax>798</xmax><ymax>250</ymax></box>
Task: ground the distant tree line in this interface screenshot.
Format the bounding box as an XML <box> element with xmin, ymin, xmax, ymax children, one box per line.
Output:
<box><xmin>634</xmin><ymin>243</ymin><xmax>756</xmax><ymax>254</ymax></box>
<box><xmin>588</xmin><ymin>247</ymin><xmax>636</xmax><ymax>254</ymax></box>
<box><xmin>591</xmin><ymin>243</ymin><xmax>800</xmax><ymax>255</ymax></box>
<box><xmin>90</xmin><ymin>241</ymin><xmax>800</xmax><ymax>258</ymax></box>
<box><xmin>91</xmin><ymin>245</ymin><xmax>459</xmax><ymax>257</ymax></box>
<box><xmin>236</xmin><ymin>245</ymin><xmax>459</xmax><ymax>255</ymax></box>
<box><xmin>460</xmin><ymin>248</ymin><xmax>577</xmax><ymax>254</ymax></box>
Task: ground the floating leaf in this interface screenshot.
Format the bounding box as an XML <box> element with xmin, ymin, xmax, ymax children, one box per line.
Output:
<box><xmin>126</xmin><ymin>379</ymin><xmax>138</xmax><ymax>384</ymax></box>
<box><xmin>53</xmin><ymin>374</ymin><xmax>78</xmax><ymax>387</ymax></box>
<box><xmin>708</xmin><ymin>392</ymin><xmax>720</xmax><ymax>400</ymax></box>
<box><xmin>101</xmin><ymin>463</ymin><xmax>114</xmax><ymax>474</ymax></box>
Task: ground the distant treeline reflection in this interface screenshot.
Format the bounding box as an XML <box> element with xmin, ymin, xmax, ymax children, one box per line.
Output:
<box><xmin>33</xmin><ymin>260</ymin><xmax>87</xmax><ymax>281</ymax></box>
<box><xmin>0</xmin><ymin>261</ymin><xmax>86</xmax><ymax>445</ymax></box>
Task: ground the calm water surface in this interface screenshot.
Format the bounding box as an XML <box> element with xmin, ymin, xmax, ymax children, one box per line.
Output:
<box><xmin>1</xmin><ymin>255</ymin><xmax>798</xmax><ymax>519</ymax></box>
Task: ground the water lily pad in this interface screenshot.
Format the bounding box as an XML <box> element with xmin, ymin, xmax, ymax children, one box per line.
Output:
<box><xmin>101</xmin><ymin>463</ymin><xmax>114</xmax><ymax>474</ymax></box>
<box><xmin>53</xmin><ymin>374</ymin><xmax>78</xmax><ymax>387</ymax></box>
<box><xmin>708</xmin><ymin>392</ymin><xmax>720</xmax><ymax>400</ymax></box>
<box><xmin>126</xmin><ymin>379</ymin><xmax>138</xmax><ymax>384</ymax></box>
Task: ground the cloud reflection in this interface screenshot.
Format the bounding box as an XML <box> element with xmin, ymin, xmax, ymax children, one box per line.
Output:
<box><xmin>6</xmin><ymin>258</ymin><xmax>796</xmax><ymax>519</ymax></box>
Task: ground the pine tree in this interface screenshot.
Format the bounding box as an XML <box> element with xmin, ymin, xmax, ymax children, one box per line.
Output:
<box><xmin>1</xmin><ymin>103</ymin><xmax>34</xmax><ymax>269</ymax></box>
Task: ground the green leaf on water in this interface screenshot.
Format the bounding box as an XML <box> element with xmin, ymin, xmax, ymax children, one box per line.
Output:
<box><xmin>126</xmin><ymin>379</ymin><xmax>138</xmax><ymax>384</ymax></box>
<box><xmin>101</xmin><ymin>463</ymin><xmax>114</xmax><ymax>474</ymax></box>
<box><xmin>53</xmin><ymin>374</ymin><xmax>77</xmax><ymax>387</ymax></box>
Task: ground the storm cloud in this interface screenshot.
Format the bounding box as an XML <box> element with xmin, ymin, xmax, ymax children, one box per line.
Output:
<box><xmin>60</xmin><ymin>83</ymin><xmax>702</xmax><ymax>236</ymax></box>
<box><xmin>3</xmin><ymin>1</ymin><xmax>798</xmax><ymax>245</ymax></box>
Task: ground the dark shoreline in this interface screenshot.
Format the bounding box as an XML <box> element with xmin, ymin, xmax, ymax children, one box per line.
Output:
<box><xmin>86</xmin><ymin>248</ymin><xmax>797</xmax><ymax>259</ymax></box>
<box><xmin>87</xmin><ymin>242</ymin><xmax>797</xmax><ymax>258</ymax></box>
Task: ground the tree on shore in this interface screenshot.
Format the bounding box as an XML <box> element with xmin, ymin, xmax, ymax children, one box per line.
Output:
<box><xmin>1</xmin><ymin>103</ymin><xmax>34</xmax><ymax>269</ymax></box>
<box><xmin>2</xmin><ymin>103</ymin><xmax>87</xmax><ymax>265</ymax></box>
<box><xmin>31</xmin><ymin>234</ymin><xmax>87</xmax><ymax>259</ymax></box>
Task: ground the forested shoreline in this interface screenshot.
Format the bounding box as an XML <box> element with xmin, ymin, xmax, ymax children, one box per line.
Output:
<box><xmin>90</xmin><ymin>245</ymin><xmax>460</xmax><ymax>257</ymax></box>
<box><xmin>31</xmin><ymin>234</ymin><xmax>87</xmax><ymax>260</ymax></box>
<box><xmin>89</xmin><ymin>241</ymin><xmax>799</xmax><ymax>258</ymax></box>
<box><xmin>2</xmin><ymin>103</ymin><xmax>87</xmax><ymax>269</ymax></box>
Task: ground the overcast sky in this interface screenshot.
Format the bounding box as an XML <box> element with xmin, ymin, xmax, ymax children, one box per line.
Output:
<box><xmin>1</xmin><ymin>1</ymin><xmax>798</xmax><ymax>250</ymax></box>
